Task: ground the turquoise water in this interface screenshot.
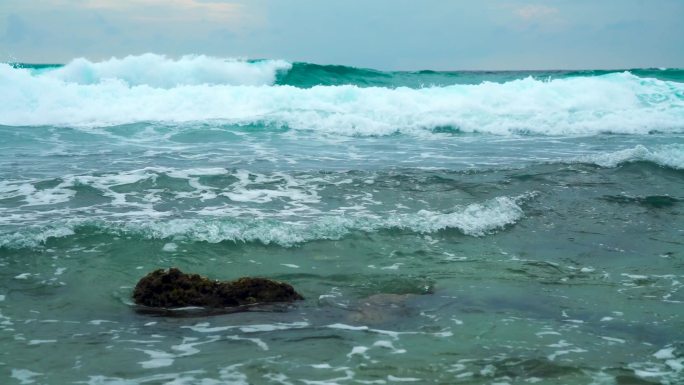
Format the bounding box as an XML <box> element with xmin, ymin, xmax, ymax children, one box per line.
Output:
<box><xmin>1</xmin><ymin>54</ymin><xmax>683</xmax><ymax>384</ymax></box>
<box><xmin>12</xmin><ymin>61</ymin><xmax>684</xmax><ymax>87</ymax></box>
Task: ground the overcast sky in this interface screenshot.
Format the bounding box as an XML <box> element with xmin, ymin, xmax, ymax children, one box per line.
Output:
<box><xmin>1</xmin><ymin>0</ymin><xmax>683</xmax><ymax>70</ymax></box>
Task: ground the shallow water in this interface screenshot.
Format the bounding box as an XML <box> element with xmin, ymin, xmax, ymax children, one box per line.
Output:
<box><xmin>1</xmin><ymin>56</ymin><xmax>683</xmax><ymax>384</ymax></box>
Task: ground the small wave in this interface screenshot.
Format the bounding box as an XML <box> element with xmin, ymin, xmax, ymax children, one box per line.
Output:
<box><xmin>0</xmin><ymin>195</ymin><xmax>530</xmax><ymax>249</ymax></box>
<box><xmin>578</xmin><ymin>144</ymin><xmax>684</xmax><ymax>170</ymax></box>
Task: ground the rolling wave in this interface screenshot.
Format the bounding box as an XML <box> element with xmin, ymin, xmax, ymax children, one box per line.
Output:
<box><xmin>12</xmin><ymin>56</ymin><xmax>684</xmax><ymax>89</ymax></box>
<box><xmin>1</xmin><ymin>56</ymin><xmax>683</xmax><ymax>136</ymax></box>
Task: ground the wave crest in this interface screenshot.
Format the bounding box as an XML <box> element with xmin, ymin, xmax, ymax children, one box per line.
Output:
<box><xmin>34</xmin><ymin>54</ymin><xmax>292</xmax><ymax>87</ymax></box>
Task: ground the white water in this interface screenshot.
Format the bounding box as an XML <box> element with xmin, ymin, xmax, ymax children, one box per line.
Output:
<box><xmin>1</xmin><ymin>55</ymin><xmax>683</xmax><ymax>136</ymax></box>
<box><xmin>39</xmin><ymin>54</ymin><xmax>291</xmax><ymax>87</ymax></box>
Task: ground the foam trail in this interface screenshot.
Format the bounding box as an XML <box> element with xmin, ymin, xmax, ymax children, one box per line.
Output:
<box><xmin>1</xmin><ymin>60</ymin><xmax>683</xmax><ymax>135</ymax></box>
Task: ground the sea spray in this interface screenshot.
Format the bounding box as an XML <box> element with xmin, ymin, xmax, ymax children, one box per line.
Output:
<box><xmin>40</xmin><ymin>54</ymin><xmax>292</xmax><ymax>87</ymax></box>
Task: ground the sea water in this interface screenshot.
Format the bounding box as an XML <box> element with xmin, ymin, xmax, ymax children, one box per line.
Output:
<box><xmin>1</xmin><ymin>54</ymin><xmax>683</xmax><ymax>384</ymax></box>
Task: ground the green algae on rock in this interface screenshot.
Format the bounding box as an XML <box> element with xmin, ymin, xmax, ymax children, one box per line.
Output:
<box><xmin>132</xmin><ymin>268</ymin><xmax>304</xmax><ymax>308</ymax></box>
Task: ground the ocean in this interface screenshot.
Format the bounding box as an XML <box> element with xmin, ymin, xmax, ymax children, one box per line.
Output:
<box><xmin>1</xmin><ymin>54</ymin><xmax>683</xmax><ymax>384</ymax></box>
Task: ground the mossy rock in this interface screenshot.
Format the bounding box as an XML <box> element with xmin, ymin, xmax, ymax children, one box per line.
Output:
<box><xmin>133</xmin><ymin>268</ymin><xmax>304</xmax><ymax>308</ymax></box>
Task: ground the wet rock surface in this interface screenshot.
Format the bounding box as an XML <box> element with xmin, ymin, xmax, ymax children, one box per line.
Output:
<box><xmin>133</xmin><ymin>268</ymin><xmax>304</xmax><ymax>308</ymax></box>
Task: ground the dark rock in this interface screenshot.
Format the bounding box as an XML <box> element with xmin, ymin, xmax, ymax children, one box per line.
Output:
<box><xmin>133</xmin><ymin>268</ymin><xmax>304</xmax><ymax>308</ymax></box>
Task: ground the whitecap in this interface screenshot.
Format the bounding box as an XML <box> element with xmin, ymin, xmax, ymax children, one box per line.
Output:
<box><xmin>40</xmin><ymin>54</ymin><xmax>291</xmax><ymax>87</ymax></box>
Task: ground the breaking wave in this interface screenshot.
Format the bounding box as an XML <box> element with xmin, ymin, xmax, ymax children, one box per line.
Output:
<box><xmin>33</xmin><ymin>54</ymin><xmax>291</xmax><ymax>87</ymax></box>
<box><xmin>1</xmin><ymin>55</ymin><xmax>683</xmax><ymax>136</ymax></box>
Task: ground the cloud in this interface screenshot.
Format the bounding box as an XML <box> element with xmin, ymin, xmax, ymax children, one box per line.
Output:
<box><xmin>4</xmin><ymin>14</ymin><xmax>28</xmax><ymax>42</ymax></box>
<box><xmin>82</xmin><ymin>0</ymin><xmax>244</xmax><ymax>23</ymax></box>
<box><xmin>514</xmin><ymin>4</ymin><xmax>559</xmax><ymax>21</ymax></box>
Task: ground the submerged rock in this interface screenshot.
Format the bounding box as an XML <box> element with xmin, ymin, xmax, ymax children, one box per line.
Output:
<box><xmin>133</xmin><ymin>268</ymin><xmax>304</xmax><ymax>308</ymax></box>
<box><xmin>348</xmin><ymin>293</ymin><xmax>416</xmax><ymax>324</ymax></box>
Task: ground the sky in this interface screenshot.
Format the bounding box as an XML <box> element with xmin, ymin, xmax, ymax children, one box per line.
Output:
<box><xmin>1</xmin><ymin>0</ymin><xmax>683</xmax><ymax>70</ymax></box>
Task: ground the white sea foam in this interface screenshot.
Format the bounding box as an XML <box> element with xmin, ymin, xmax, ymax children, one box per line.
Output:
<box><xmin>0</xmin><ymin>180</ymin><xmax>76</xmax><ymax>207</ymax></box>
<box><xmin>629</xmin><ymin>345</ymin><xmax>683</xmax><ymax>383</ymax></box>
<box><xmin>2</xmin><ymin>60</ymin><xmax>683</xmax><ymax>136</ymax></box>
<box><xmin>88</xmin><ymin>320</ymin><xmax>117</xmax><ymax>325</ymax></box>
<box><xmin>347</xmin><ymin>346</ymin><xmax>370</xmax><ymax>359</ymax></box>
<box><xmin>10</xmin><ymin>369</ymin><xmax>42</xmax><ymax>385</ymax></box>
<box><xmin>327</xmin><ymin>323</ymin><xmax>401</xmax><ymax>339</ymax></box>
<box><xmin>547</xmin><ymin>347</ymin><xmax>587</xmax><ymax>361</ymax></box>
<box><xmin>172</xmin><ymin>336</ymin><xmax>221</xmax><ymax>356</ymax></box>
<box><xmin>137</xmin><ymin>349</ymin><xmax>175</xmax><ymax>369</ymax></box>
<box><xmin>654</xmin><ymin>347</ymin><xmax>676</xmax><ymax>360</ymax></box>
<box><xmin>238</xmin><ymin>322</ymin><xmax>309</xmax><ymax>333</ymax></box>
<box><xmin>0</xmin><ymin>167</ymin><xmax>321</xmax><ymax>217</ymax></box>
<box><xmin>136</xmin><ymin>336</ymin><xmax>221</xmax><ymax>369</ymax></box>
<box><xmin>0</xmin><ymin>194</ymin><xmax>529</xmax><ymax>248</ymax></box>
<box><xmin>83</xmin><ymin>371</ymin><xmax>247</xmax><ymax>385</ymax></box>
<box><xmin>183</xmin><ymin>321</ymin><xmax>309</xmax><ymax>333</ymax></box>
<box><xmin>373</xmin><ymin>340</ymin><xmax>407</xmax><ymax>354</ymax></box>
<box><xmin>162</xmin><ymin>243</ymin><xmax>178</xmax><ymax>252</ymax></box>
<box><xmin>600</xmin><ymin>336</ymin><xmax>625</xmax><ymax>344</ymax></box>
<box><xmin>226</xmin><ymin>335</ymin><xmax>269</xmax><ymax>351</ymax></box>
